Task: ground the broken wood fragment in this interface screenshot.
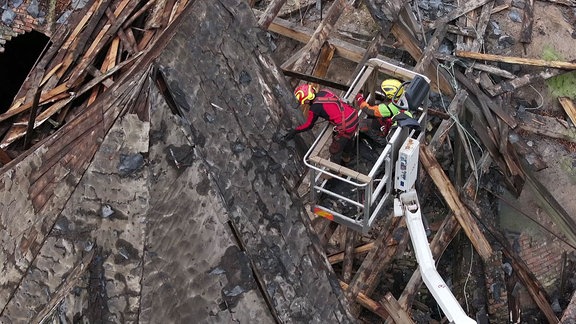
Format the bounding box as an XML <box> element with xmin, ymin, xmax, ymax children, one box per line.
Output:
<box><xmin>520</xmin><ymin>0</ymin><xmax>535</xmax><ymax>44</ymax></box>
<box><xmin>258</xmin><ymin>0</ymin><xmax>288</xmax><ymax>29</ymax></box>
<box><xmin>328</xmin><ymin>242</ymin><xmax>374</xmax><ymax>264</ymax></box>
<box><xmin>516</xmin><ymin>110</ymin><xmax>576</xmax><ymax>143</ymax></box>
<box><xmin>426</xmin><ymin>0</ymin><xmax>492</xmax><ymax>30</ymax></box>
<box><xmin>470</xmin><ymin>1</ymin><xmax>494</xmax><ymax>52</ymax></box>
<box><xmin>456</xmin><ymin>50</ymin><xmax>576</xmax><ymax>70</ymax></box>
<box><xmin>428</xmin><ymin>89</ymin><xmax>469</xmax><ymax>154</ymax></box>
<box><xmin>558</xmin><ymin>97</ymin><xmax>576</xmax><ymax>126</ymax></box>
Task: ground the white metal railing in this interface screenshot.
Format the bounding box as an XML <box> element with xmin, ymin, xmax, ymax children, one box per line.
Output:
<box><xmin>302</xmin><ymin>58</ymin><xmax>430</xmax><ymax>233</ymax></box>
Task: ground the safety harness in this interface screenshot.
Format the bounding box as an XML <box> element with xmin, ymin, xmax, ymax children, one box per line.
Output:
<box><xmin>315</xmin><ymin>95</ymin><xmax>359</xmax><ymax>137</ymax></box>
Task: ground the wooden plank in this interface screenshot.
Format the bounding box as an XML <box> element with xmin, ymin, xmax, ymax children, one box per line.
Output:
<box><xmin>105</xmin><ymin>8</ymin><xmax>137</xmax><ymax>54</ymax></box>
<box><xmin>23</xmin><ymin>72</ymin><xmax>44</xmax><ymax>150</ymax></box>
<box><xmin>446</xmin><ymin>24</ymin><xmax>477</xmax><ymax>38</ymax></box>
<box><xmin>56</xmin><ymin>0</ymin><xmax>113</xmax><ymax>80</ymax></box>
<box><xmin>419</xmin><ymin>145</ymin><xmax>494</xmax><ymax>261</ymax></box>
<box><xmin>339</xmin><ymin>281</ymin><xmax>395</xmax><ymax>321</ymax></box>
<box><xmin>0</xmin><ymin>83</ymin><xmax>70</xmax><ymax>123</ymax></box>
<box><xmin>380</xmin><ymin>292</ymin><xmax>415</xmax><ymax>324</ymax></box>
<box><xmin>327</xmin><ymin>242</ymin><xmax>374</xmax><ymax>264</ymax></box>
<box><xmin>491</xmin><ymin>3</ymin><xmax>509</xmax><ymax>13</ymax></box>
<box><xmin>345</xmin><ymin>216</ymin><xmax>410</xmax><ymax>316</ymax></box>
<box><xmin>67</xmin><ymin>0</ymin><xmax>139</xmax><ymax>87</ymax></box>
<box><xmin>342</xmin><ymin>228</ymin><xmax>356</xmax><ymax>282</ymax></box>
<box><xmin>426</xmin><ymin>0</ymin><xmax>492</xmax><ymax>30</ymax></box>
<box><xmin>456</xmin><ymin>50</ymin><xmax>576</xmax><ymax>70</ymax></box>
<box><xmin>559</xmin><ymin>97</ymin><xmax>576</xmax><ymax>126</ymax></box>
<box><xmin>123</xmin><ymin>0</ymin><xmax>157</xmax><ymax>28</ymax></box>
<box><xmin>310</xmin><ymin>41</ymin><xmax>336</xmax><ymax>90</ymax></box>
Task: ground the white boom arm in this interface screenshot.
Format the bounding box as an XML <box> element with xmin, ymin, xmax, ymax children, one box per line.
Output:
<box><xmin>395</xmin><ymin>138</ymin><xmax>476</xmax><ymax>324</ymax></box>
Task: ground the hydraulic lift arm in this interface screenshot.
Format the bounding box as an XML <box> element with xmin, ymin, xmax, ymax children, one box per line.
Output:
<box><xmin>394</xmin><ymin>138</ymin><xmax>476</xmax><ymax>324</ymax></box>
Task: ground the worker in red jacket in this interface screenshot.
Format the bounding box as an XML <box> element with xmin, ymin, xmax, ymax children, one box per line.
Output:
<box><xmin>283</xmin><ymin>84</ymin><xmax>359</xmax><ymax>165</ymax></box>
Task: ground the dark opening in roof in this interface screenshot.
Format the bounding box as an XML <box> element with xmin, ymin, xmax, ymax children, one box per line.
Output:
<box><xmin>0</xmin><ymin>30</ymin><xmax>50</xmax><ymax>114</ymax></box>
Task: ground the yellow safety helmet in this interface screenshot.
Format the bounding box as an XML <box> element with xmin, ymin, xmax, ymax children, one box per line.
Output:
<box><xmin>294</xmin><ymin>84</ymin><xmax>316</xmax><ymax>105</ymax></box>
<box><xmin>381</xmin><ymin>79</ymin><xmax>404</xmax><ymax>100</ymax></box>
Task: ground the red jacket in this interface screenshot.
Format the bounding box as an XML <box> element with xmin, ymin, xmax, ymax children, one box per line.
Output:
<box><xmin>295</xmin><ymin>90</ymin><xmax>358</xmax><ymax>134</ymax></box>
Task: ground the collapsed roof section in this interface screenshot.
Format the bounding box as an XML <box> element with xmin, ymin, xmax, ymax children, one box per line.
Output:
<box><xmin>0</xmin><ymin>0</ymin><xmax>355</xmax><ymax>322</ymax></box>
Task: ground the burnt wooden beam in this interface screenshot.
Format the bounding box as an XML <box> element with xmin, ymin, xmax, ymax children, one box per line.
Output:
<box><xmin>22</xmin><ymin>71</ymin><xmax>44</xmax><ymax>150</ymax></box>
<box><xmin>456</xmin><ymin>50</ymin><xmax>576</xmax><ymax>70</ymax></box>
<box><xmin>257</xmin><ymin>0</ymin><xmax>288</xmax><ymax>30</ymax></box>
<box><xmin>289</xmin><ymin>0</ymin><xmax>349</xmax><ymax>74</ymax></box>
<box><xmin>342</xmin><ymin>228</ymin><xmax>356</xmax><ymax>282</ymax></box>
<box><xmin>345</xmin><ymin>216</ymin><xmax>411</xmax><ymax>316</ymax></box>
<box><xmin>310</xmin><ymin>41</ymin><xmax>336</xmax><ymax>89</ymax></box>
<box><xmin>414</xmin><ymin>23</ymin><xmax>447</xmax><ymax>73</ymax></box>
<box><xmin>426</xmin><ymin>0</ymin><xmax>492</xmax><ymax>30</ymax></box>
<box><xmin>397</xmin><ymin>153</ymin><xmax>492</xmax><ymax>314</ymax></box>
<box><xmin>67</xmin><ymin>0</ymin><xmax>141</xmax><ymax>87</ymax></box>
<box><xmin>281</xmin><ymin>69</ymin><xmax>349</xmax><ymax>90</ymax></box>
<box><xmin>455</xmin><ymin>69</ymin><xmax>517</xmax><ymax>128</ymax></box>
<box><xmin>339</xmin><ymin>281</ymin><xmax>416</xmax><ymax>322</ymax></box>
<box><xmin>519</xmin><ymin>0</ymin><xmax>535</xmax><ymax>44</ymax></box>
<box><xmin>344</xmin><ymin>216</ymin><xmax>400</xmax><ymax>305</ymax></box>
<box><xmin>428</xmin><ymin>90</ymin><xmax>469</xmax><ymax>153</ymax></box>
<box><xmin>470</xmin><ymin>1</ymin><xmax>494</xmax><ymax>52</ymax></box>
<box><xmin>516</xmin><ymin>110</ymin><xmax>576</xmax><ymax>142</ymax></box>
<box><xmin>419</xmin><ymin>145</ymin><xmax>493</xmax><ymax>261</ymax></box>
<box><xmin>435</xmin><ymin>53</ymin><xmax>516</xmax><ymax>79</ymax></box>
<box><xmin>446</xmin><ymin>24</ymin><xmax>478</xmax><ymax>38</ymax></box>
<box><xmin>328</xmin><ymin>242</ymin><xmax>374</xmax><ymax>264</ymax></box>
<box><xmin>485</xmin><ymin>69</ymin><xmax>559</xmax><ymax>96</ymax></box>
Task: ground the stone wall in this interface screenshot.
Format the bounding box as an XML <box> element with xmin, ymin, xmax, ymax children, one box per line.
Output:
<box><xmin>0</xmin><ymin>0</ymin><xmax>47</xmax><ymax>52</ymax></box>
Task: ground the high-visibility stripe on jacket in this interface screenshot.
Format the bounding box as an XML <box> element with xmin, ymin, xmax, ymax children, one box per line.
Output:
<box><xmin>359</xmin><ymin>101</ymin><xmax>400</xmax><ymax>118</ymax></box>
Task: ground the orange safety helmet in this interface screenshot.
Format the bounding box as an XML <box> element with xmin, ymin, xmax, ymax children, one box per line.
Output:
<box><xmin>294</xmin><ymin>84</ymin><xmax>316</xmax><ymax>105</ymax></box>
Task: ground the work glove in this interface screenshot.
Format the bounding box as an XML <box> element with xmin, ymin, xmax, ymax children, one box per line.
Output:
<box><xmin>282</xmin><ymin>129</ymin><xmax>298</xmax><ymax>141</ymax></box>
<box><xmin>355</xmin><ymin>92</ymin><xmax>365</xmax><ymax>106</ymax></box>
